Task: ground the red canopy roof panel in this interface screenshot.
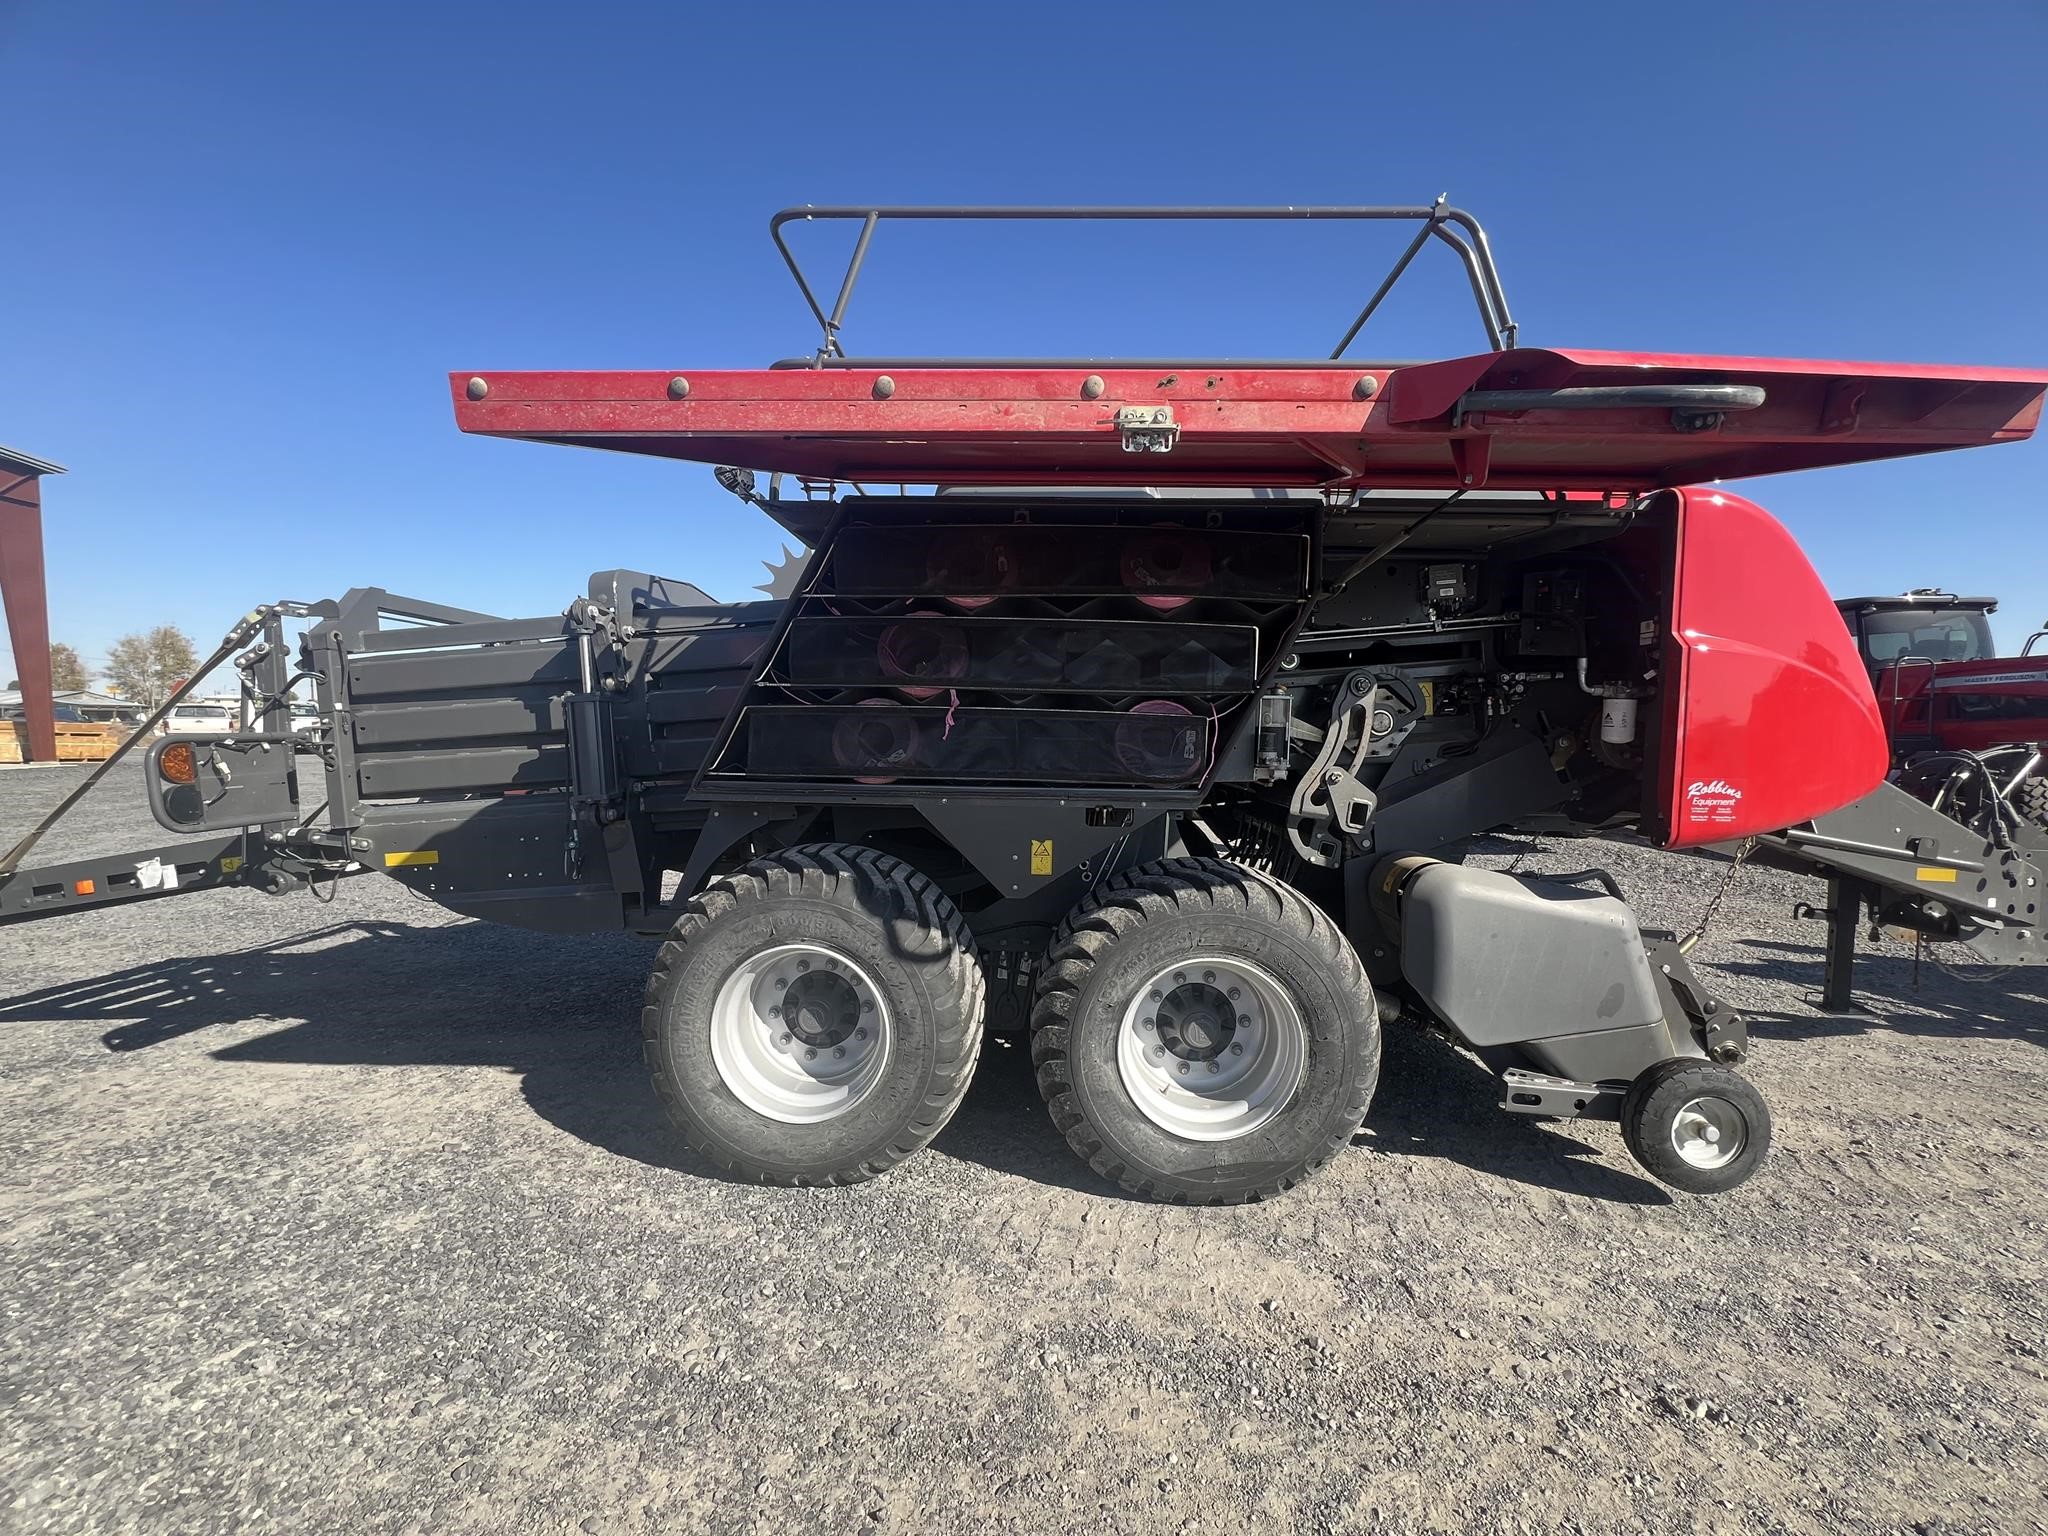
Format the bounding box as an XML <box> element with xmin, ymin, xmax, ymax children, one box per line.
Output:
<box><xmin>449</xmin><ymin>348</ymin><xmax>2048</xmax><ymax>493</ymax></box>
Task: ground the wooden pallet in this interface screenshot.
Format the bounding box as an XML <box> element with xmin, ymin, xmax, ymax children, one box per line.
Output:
<box><xmin>0</xmin><ymin>721</ymin><xmax>129</xmax><ymax>764</ymax></box>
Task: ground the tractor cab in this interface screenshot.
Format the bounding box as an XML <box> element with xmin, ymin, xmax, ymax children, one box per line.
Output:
<box><xmin>1835</xmin><ymin>589</ymin><xmax>1999</xmax><ymax>682</ymax></box>
<box><xmin>1836</xmin><ymin>591</ymin><xmax>2048</xmax><ymax>828</ymax></box>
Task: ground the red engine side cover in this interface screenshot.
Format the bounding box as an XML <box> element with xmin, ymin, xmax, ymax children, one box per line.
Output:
<box><xmin>1660</xmin><ymin>488</ymin><xmax>1888</xmax><ymax>847</ymax></box>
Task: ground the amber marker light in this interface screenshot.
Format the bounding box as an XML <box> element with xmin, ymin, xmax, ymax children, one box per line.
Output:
<box><xmin>159</xmin><ymin>742</ymin><xmax>198</xmax><ymax>785</ymax></box>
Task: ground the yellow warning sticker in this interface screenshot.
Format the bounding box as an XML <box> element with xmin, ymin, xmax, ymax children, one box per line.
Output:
<box><xmin>1030</xmin><ymin>839</ymin><xmax>1053</xmax><ymax>876</ymax></box>
<box><xmin>1913</xmin><ymin>866</ymin><xmax>1958</xmax><ymax>884</ymax></box>
<box><xmin>220</xmin><ymin>856</ymin><xmax>243</xmax><ymax>874</ymax></box>
<box><xmin>1419</xmin><ymin>679</ymin><xmax>1436</xmax><ymax>716</ymax></box>
<box><xmin>384</xmin><ymin>850</ymin><xmax>440</xmax><ymax>868</ymax></box>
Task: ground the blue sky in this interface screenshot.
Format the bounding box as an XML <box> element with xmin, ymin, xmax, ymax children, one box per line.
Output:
<box><xmin>3</xmin><ymin>2</ymin><xmax>2046</xmax><ymax>683</ymax></box>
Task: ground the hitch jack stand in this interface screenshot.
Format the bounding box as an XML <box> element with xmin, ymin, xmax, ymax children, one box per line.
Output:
<box><xmin>1816</xmin><ymin>873</ymin><xmax>1874</xmax><ymax>1014</ymax></box>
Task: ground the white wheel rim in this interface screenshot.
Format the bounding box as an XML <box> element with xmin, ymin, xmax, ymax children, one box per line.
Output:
<box><xmin>709</xmin><ymin>942</ymin><xmax>891</xmax><ymax>1124</ymax></box>
<box><xmin>1115</xmin><ymin>955</ymin><xmax>1307</xmax><ymax>1142</ymax></box>
<box><xmin>1670</xmin><ymin>1095</ymin><xmax>1747</xmax><ymax>1170</ymax></box>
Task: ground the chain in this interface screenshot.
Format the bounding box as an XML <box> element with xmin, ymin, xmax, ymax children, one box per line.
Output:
<box><xmin>1677</xmin><ymin>836</ymin><xmax>1757</xmax><ymax>954</ymax></box>
<box><xmin>1498</xmin><ymin>835</ymin><xmax>1543</xmax><ymax>874</ymax></box>
<box><xmin>1925</xmin><ymin>939</ymin><xmax>2018</xmax><ymax>985</ymax></box>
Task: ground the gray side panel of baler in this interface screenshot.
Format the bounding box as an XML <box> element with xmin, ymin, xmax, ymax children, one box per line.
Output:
<box><xmin>337</xmin><ymin>591</ymin><xmax>776</xmax><ymax>803</ymax></box>
<box><xmin>346</xmin><ymin>622</ymin><xmax>581</xmax><ymax>795</ymax></box>
<box><xmin>593</xmin><ymin>574</ymin><xmax>780</xmax><ymax>788</ymax></box>
<box><xmin>361</xmin><ymin>798</ymin><xmax>625</xmax><ymax>933</ymax></box>
<box><xmin>1399</xmin><ymin>864</ymin><xmax>1678</xmax><ymax>1079</ymax></box>
<box><xmin>327</xmin><ymin>581</ymin><xmax>779</xmax><ymax>933</ymax></box>
<box><xmin>618</xmin><ymin>623</ymin><xmax>777</xmax><ymax>781</ymax></box>
<box><xmin>1371</xmin><ymin>727</ymin><xmax>1566</xmax><ymax>854</ymax></box>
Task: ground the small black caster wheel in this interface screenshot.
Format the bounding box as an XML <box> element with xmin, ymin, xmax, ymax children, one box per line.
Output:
<box><xmin>1621</xmin><ymin>1059</ymin><xmax>1771</xmax><ymax>1195</ymax></box>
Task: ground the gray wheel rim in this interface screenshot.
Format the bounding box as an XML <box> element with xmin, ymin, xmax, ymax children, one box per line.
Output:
<box><xmin>709</xmin><ymin>942</ymin><xmax>891</xmax><ymax>1124</ymax></box>
<box><xmin>1669</xmin><ymin>1094</ymin><xmax>1747</xmax><ymax>1170</ymax></box>
<box><xmin>1115</xmin><ymin>955</ymin><xmax>1307</xmax><ymax>1142</ymax></box>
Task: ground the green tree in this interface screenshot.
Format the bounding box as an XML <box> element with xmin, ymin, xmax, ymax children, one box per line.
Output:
<box><xmin>6</xmin><ymin>643</ymin><xmax>90</xmax><ymax>694</ymax></box>
<box><xmin>48</xmin><ymin>642</ymin><xmax>88</xmax><ymax>693</ymax></box>
<box><xmin>105</xmin><ymin>625</ymin><xmax>200</xmax><ymax>711</ymax></box>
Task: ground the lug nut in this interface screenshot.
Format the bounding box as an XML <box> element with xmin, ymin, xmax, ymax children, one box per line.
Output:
<box><xmin>834</xmin><ymin>1047</ymin><xmax>846</xmax><ymax>1060</ymax></box>
<box><xmin>1207</xmin><ymin>1062</ymin><xmax>1220</xmax><ymax>1074</ymax></box>
<box><xmin>1177</xmin><ymin>1063</ymin><xmax>1190</xmax><ymax>1076</ymax></box>
<box><xmin>1238</xmin><ymin>1014</ymin><xmax>1250</xmax><ymax>1026</ymax></box>
<box><xmin>805</xmin><ymin>1048</ymin><xmax>817</xmax><ymax>1061</ymax></box>
<box><xmin>855</xmin><ymin>1028</ymin><xmax>868</xmax><ymax>1041</ymax></box>
<box><xmin>1230</xmin><ymin>1042</ymin><xmax>1245</xmax><ymax>1056</ymax></box>
<box><xmin>797</xmin><ymin>960</ymin><xmax>810</xmax><ymax>972</ymax></box>
<box><xmin>775</xmin><ymin>977</ymin><xmax>788</xmax><ymax>989</ymax></box>
<box><xmin>768</xmin><ymin>1005</ymin><xmax>782</xmax><ymax>1018</ymax></box>
<box><xmin>1228</xmin><ymin>987</ymin><xmax>1241</xmax><ymax>1001</ymax></box>
<box><xmin>1141</xmin><ymin>1017</ymin><xmax>1155</xmax><ymax>1030</ymax></box>
<box><xmin>862</xmin><ymin>999</ymin><xmax>875</xmax><ymax>1012</ymax></box>
<box><xmin>1150</xmin><ymin>990</ymin><xmax>1163</xmax><ymax>1002</ymax></box>
<box><xmin>1174</xmin><ymin>971</ymin><xmax>1187</xmax><ymax>984</ymax></box>
<box><xmin>1203</xmin><ymin>970</ymin><xmax>1216</xmax><ymax>983</ymax></box>
<box><xmin>780</xmin><ymin>1032</ymin><xmax>793</xmax><ymax>1045</ymax></box>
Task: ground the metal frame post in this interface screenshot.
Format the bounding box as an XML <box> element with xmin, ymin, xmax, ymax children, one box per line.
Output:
<box><xmin>0</xmin><ymin>451</ymin><xmax>64</xmax><ymax>763</ymax></box>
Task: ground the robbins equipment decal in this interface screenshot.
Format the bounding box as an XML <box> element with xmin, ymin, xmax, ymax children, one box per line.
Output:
<box><xmin>1686</xmin><ymin>779</ymin><xmax>1744</xmax><ymax>826</ymax></box>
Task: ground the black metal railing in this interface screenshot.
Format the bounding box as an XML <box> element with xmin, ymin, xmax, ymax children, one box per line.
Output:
<box><xmin>767</xmin><ymin>199</ymin><xmax>1518</xmax><ymax>366</ymax></box>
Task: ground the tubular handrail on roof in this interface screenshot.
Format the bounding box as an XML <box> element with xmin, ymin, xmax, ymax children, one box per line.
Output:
<box><xmin>767</xmin><ymin>200</ymin><xmax>1518</xmax><ymax>366</ymax></box>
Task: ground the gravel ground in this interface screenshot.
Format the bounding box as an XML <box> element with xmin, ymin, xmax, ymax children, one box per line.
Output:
<box><xmin>1</xmin><ymin>763</ymin><xmax>2044</xmax><ymax>1536</ymax></box>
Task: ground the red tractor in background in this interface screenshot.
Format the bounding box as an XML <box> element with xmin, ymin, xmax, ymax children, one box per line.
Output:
<box><xmin>1836</xmin><ymin>589</ymin><xmax>2048</xmax><ymax>832</ymax></box>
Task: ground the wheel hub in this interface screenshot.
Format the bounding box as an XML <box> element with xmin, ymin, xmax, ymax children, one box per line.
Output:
<box><xmin>1154</xmin><ymin>981</ymin><xmax>1237</xmax><ymax>1062</ymax></box>
<box><xmin>781</xmin><ymin>970</ymin><xmax>861</xmax><ymax>1048</ymax></box>
<box><xmin>1116</xmin><ymin>957</ymin><xmax>1307</xmax><ymax>1143</ymax></box>
<box><xmin>1670</xmin><ymin>1094</ymin><xmax>1747</xmax><ymax>1170</ymax></box>
<box><xmin>710</xmin><ymin>943</ymin><xmax>891</xmax><ymax>1124</ymax></box>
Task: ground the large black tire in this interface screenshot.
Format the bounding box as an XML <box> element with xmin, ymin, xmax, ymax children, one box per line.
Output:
<box><xmin>1030</xmin><ymin>857</ymin><xmax>1379</xmax><ymax>1204</ymax></box>
<box><xmin>642</xmin><ymin>844</ymin><xmax>985</xmax><ymax>1186</ymax></box>
<box><xmin>1620</xmin><ymin>1058</ymin><xmax>1772</xmax><ymax>1195</ymax></box>
<box><xmin>2015</xmin><ymin>773</ymin><xmax>2048</xmax><ymax>830</ymax></box>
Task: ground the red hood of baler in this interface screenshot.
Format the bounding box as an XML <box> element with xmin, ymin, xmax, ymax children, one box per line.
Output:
<box><xmin>449</xmin><ymin>349</ymin><xmax>2048</xmax><ymax>492</ymax></box>
<box><xmin>1658</xmin><ymin>487</ymin><xmax>1893</xmax><ymax>847</ymax></box>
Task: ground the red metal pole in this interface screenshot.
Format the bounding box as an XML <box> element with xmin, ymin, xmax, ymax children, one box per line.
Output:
<box><xmin>0</xmin><ymin>470</ymin><xmax>56</xmax><ymax>763</ymax></box>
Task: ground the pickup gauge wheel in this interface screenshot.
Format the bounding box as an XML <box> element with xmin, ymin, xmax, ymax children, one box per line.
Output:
<box><xmin>643</xmin><ymin>844</ymin><xmax>985</xmax><ymax>1186</ymax></box>
<box><xmin>1620</xmin><ymin>1059</ymin><xmax>1772</xmax><ymax>1195</ymax></box>
<box><xmin>1031</xmin><ymin>857</ymin><xmax>1379</xmax><ymax>1203</ymax></box>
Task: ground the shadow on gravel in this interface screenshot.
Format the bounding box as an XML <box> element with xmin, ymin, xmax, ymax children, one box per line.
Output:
<box><xmin>3</xmin><ymin>918</ymin><xmax>1669</xmax><ymax>1205</ymax></box>
<box><xmin>934</xmin><ymin>1026</ymin><xmax>1675</xmax><ymax>1205</ymax></box>
<box><xmin>1354</xmin><ymin>1024</ymin><xmax>1671</xmax><ymax>1206</ymax></box>
<box><xmin>1721</xmin><ymin>941</ymin><xmax>2048</xmax><ymax>1041</ymax></box>
<box><xmin>931</xmin><ymin>1035</ymin><xmax>1138</xmax><ymax>1199</ymax></box>
<box><xmin>0</xmin><ymin>919</ymin><xmax>726</xmax><ymax>1176</ymax></box>
<box><xmin>0</xmin><ymin>920</ymin><xmax>1124</xmax><ymax>1195</ymax></box>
